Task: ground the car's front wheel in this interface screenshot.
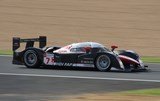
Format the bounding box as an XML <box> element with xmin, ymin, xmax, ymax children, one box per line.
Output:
<box><xmin>23</xmin><ymin>49</ymin><xmax>41</xmax><ymax>68</ymax></box>
<box><xmin>95</xmin><ymin>54</ymin><xmax>111</xmax><ymax>72</ymax></box>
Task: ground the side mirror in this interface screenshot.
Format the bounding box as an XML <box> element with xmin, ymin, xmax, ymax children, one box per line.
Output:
<box><xmin>84</xmin><ymin>47</ymin><xmax>91</xmax><ymax>53</ymax></box>
<box><xmin>111</xmin><ymin>45</ymin><xmax>118</xmax><ymax>51</ymax></box>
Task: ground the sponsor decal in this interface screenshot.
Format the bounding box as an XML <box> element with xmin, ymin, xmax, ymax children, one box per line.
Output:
<box><xmin>81</xmin><ymin>60</ymin><xmax>93</xmax><ymax>64</ymax></box>
<box><xmin>14</xmin><ymin>43</ymin><xmax>19</xmax><ymax>46</ymax></box>
<box><xmin>73</xmin><ymin>63</ymin><xmax>94</xmax><ymax>67</ymax></box>
<box><xmin>55</xmin><ymin>63</ymin><xmax>73</xmax><ymax>66</ymax></box>
<box><xmin>83</xmin><ymin>58</ymin><xmax>94</xmax><ymax>60</ymax></box>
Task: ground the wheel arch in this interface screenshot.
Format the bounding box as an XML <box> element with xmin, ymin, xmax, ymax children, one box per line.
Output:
<box><xmin>22</xmin><ymin>47</ymin><xmax>45</xmax><ymax>66</ymax></box>
<box><xmin>117</xmin><ymin>50</ymin><xmax>139</xmax><ymax>60</ymax></box>
<box><xmin>95</xmin><ymin>52</ymin><xmax>123</xmax><ymax>70</ymax></box>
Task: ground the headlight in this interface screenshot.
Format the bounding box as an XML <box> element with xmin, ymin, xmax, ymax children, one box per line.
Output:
<box><xmin>139</xmin><ymin>59</ymin><xmax>144</xmax><ymax>67</ymax></box>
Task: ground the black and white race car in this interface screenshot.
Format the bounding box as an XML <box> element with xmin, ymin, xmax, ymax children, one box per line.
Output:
<box><xmin>12</xmin><ymin>36</ymin><xmax>148</xmax><ymax>72</ymax></box>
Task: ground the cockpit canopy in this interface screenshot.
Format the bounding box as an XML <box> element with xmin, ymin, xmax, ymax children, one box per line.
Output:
<box><xmin>71</xmin><ymin>42</ymin><xmax>104</xmax><ymax>48</ymax></box>
<box><xmin>54</xmin><ymin>42</ymin><xmax>110</xmax><ymax>53</ymax></box>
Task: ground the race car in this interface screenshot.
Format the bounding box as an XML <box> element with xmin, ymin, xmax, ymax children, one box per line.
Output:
<box><xmin>12</xmin><ymin>36</ymin><xmax>148</xmax><ymax>72</ymax></box>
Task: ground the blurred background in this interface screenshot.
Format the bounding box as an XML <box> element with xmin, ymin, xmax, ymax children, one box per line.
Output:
<box><xmin>0</xmin><ymin>0</ymin><xmax>160</xmax><ymax>56</ymax></box>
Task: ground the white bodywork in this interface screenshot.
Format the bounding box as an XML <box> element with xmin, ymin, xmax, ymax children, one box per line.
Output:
<box><xmin>44</xmin><ymin>42</ymin><xmax>103</xmax><ymax>66</ymax></box>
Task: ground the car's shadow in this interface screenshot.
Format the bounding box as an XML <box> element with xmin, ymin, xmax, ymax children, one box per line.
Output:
<box><xmin>18</xmin><ymin>66</ymin><xmax>151</xmax><ymax>73</ymax></box>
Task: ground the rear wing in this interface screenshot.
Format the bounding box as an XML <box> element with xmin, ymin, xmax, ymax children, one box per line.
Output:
<box><xmin>12</xmin><ymin>36</ymin><xmax>47</xmax><ymax>51</ymax></box>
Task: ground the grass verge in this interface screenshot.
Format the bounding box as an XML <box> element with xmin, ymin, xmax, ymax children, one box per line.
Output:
<box><xmin>124</xmin><ymin>88</ymin><xmax>160</xmax><ymax>96</ymax></box>
<box><xmin>0</xmin><ymin>50</ymin><xmax>160</xmax><ymax>63</ymax></box>
<box><xmin>0</xmin><ymin>50</ymin><xmax>12</xmax><ymax>55</ymax></box>
<box><xmin>141</xmin><ymin>56</ymin><xmax>160</xmax><ymax>63</ymax></box>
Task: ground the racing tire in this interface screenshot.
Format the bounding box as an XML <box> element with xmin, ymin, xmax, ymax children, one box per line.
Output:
<box><xmin>95</xmin><ymin>54</ymin><xmax>111</xmax><ymax>72</ymax></box>
<box><xmin>23</xmin><ymin>49</ymin><xmax>41</xmax><ymax>68</ymax></box>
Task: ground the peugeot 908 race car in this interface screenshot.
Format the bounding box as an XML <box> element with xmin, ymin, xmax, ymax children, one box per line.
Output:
<box><xmin>12</xmin><ymin>36</ymin><xmax>148</xmax><ymax>72</ymax></box>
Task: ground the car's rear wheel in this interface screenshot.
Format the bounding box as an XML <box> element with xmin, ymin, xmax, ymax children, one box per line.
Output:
<box><xmin>95</xmin><ymin>54</ymin><xmax>111</xmax><ymax>72</ymax></box>
<box><xmin>23</xmin><ymin>50</ymin><xmax>41</xmax><ymax>68</ymax></box>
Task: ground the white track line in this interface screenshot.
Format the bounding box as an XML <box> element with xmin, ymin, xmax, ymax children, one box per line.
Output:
<box><xmin>0</xmin><ymin>72</ymin><xmax>160</xmax><ymax>83</ymax></box>
<box><xmin>0</xmin><ymin>55</ymin><xmax>12</xmax><ymax>57</ymax></box>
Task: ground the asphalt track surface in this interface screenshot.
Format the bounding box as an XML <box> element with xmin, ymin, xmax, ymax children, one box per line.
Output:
<box><xmin>0</xmin><ymin>56</ymin><xmax>160</xmax><ymax>101</ymax></box>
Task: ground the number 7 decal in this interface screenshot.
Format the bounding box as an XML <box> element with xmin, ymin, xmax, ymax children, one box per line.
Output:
<box><xmin>44</xmin><ymin>56</ymin><xmax>55</xmax><ymax>65</ymax></box>
<box><xmin>46</xmin><ymin>57</ymin><xmax>50</xmax><ymax>64</ymax></box>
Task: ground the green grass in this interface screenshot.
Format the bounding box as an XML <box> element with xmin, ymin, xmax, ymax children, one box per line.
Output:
<box><xmin>0</xmin><ymin>50</ymin><xmax>12</xmax><ymax>55</ymax></box>
<box><xmin>0</xmin><ymin>50</ymin><xmax>160</xmax><ymax>63</ymax></box>
<box><xmin>124</xmin><ymin>88</ymin><xmax>160</xmax><ymax>96</ymax></box>
<box><xmin>141</xmin><ymin>56</ymin><xmax>160</xmax><ymax>63</ymax></box>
